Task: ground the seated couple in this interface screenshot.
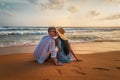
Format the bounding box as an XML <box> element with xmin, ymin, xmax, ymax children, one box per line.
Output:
<box><xmin>33</xmin><ymin>27</ymin><xmax>79</xmax><ymax>66</ymax></box>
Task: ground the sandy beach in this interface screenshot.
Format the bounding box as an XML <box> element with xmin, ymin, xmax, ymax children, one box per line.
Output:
<box><xmin>0</xmin><ymin>42</ymin><xmax>120</xmax><ymax>80</ymax></box>
<box><xmin>0</xmin><ymin>0</ymin><xmax>120</xmax><ymax>79</ymax></box>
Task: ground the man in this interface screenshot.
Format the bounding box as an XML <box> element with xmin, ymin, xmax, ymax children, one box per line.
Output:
<box><xmin>33</xmin><ymin>27</ymin><xmax>62</xmax><ymax>66</ymax></box>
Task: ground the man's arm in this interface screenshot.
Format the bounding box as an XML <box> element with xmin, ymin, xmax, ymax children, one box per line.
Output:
<box><xmin>48</xmin><ymin>39</ymin><xmax>62</xmax><ymax>66</ymax></box>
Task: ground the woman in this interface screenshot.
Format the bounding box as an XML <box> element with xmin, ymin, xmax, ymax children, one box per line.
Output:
<box><xmin>56</xmin><ymin>28</ymin><xmax>79</xmax><ymax>63</ymax></box>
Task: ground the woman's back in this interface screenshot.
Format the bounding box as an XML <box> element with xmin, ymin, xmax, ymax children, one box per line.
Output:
<box><xmin>57</xmin><ymin>38</ymin><xmax>72</xmax><ymax>63</ymax></box>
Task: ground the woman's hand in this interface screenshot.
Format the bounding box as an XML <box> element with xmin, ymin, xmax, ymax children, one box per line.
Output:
<box><xmin>76</xmin><ymin>59</ymin><xmax>82</xmax><ymax>62</ymax></box>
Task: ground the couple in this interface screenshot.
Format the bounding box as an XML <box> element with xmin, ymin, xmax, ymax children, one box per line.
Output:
<box><xmin>33</xmin><ymin>27</ymin><xmax>79</xmax><ymax>66</ymax></box>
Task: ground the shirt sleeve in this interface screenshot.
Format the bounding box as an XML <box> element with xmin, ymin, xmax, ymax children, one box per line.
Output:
<box><xmin>48</xmin><ymin>40</ymin><xmax>57</xmax><ymax>58</ymax></box>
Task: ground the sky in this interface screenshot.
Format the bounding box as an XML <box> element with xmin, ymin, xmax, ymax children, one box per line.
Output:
<box><xmin>0</xmin><ymin>0</ymin><xmax>120</xmax><ymax>27</ymax></box>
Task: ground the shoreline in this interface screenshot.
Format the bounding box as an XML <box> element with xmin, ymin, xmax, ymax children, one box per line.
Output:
<box><xmin>0</xmin><ymin>42</ymin><xmax>120</xmax><ymax>55</ymax></box>
<box><xmin>1</xmin><ymin>40</ymin><xmax>120</xmax><ymax>48</ymax></box>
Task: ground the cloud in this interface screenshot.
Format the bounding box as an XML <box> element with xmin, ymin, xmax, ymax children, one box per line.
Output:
<box><xmin>0</xmin><ymin>9</ymin><xmax>14</xmax><ymax>16</ymax></box>
<box><xmin>0</xmin><ymin>1</ymin><xmax>37</xmax><ymax>14</ymax></box>
<box><xmin>40</xmin><ymin>0</ymin><xmax>65</xmax><ymax>10</ymax></box>
<box><xmin>88</xmin><ymin>10</ymin><xmax>100</xmax><ymax>17</ymax></box>
<box><xmin>67</xmin><ymin>5</ymin><xmax>79</xmax><ymax>13</ymax></box>
<box><xmin>107</xmin><ymin>0</ymin><xmax>120</xmax><ymax>2</ymax></box>
<box><xmin>100</xmin><ymin>13</ymin><xmax>120</xmax><ymax>20</ymax></box>
<box><xmin>27</xmin><ymin>0</ymin><xmax>38</xmax><ymax>5</ymax></box>
<box><xmin>27</xmin><ymin>0</ymin><xmax>65</xmax><ymax>10</ymax></box>
<box><xmin>27</xmin><ymin>0</ymin><xmax>79</xmax><ymax>13</ymax></box>
<box><xmin>107</xmin><ymin>0</ymin><xmax>120</xmax><ymax>4</ymax></box>
<box><xmin>49</xmin><ymin>0</ymin><xmax>65</xmax><ymax>9</ymax></box>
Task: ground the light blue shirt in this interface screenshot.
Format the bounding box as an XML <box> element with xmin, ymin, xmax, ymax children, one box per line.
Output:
<box><xmin>33</xmin><ymin>35</ymin><xmax>57</xmax><ymax>64</ymax></box>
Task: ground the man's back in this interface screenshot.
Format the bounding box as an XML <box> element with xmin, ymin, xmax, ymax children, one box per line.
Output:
<box><xmin>33</xmin><ymin>35</ymin><xmax>56</xmax><ymax>63</ymax></box>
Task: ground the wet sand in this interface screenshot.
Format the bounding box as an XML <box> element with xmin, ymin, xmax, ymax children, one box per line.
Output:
<box><xmin>0</xmin><ymin>42</ymin><xmax>120</xmax><ymax>80</ymax></box>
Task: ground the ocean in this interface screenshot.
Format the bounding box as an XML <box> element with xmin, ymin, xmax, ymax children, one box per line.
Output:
<box><xmin>0</xmin><ymin>26</ymin><xmax>120</xmax><ymax>47</ymax></box>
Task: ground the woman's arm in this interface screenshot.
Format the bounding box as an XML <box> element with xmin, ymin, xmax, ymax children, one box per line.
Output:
<box><xmin>68</xmin><ymin>43</ymin><xmax>80</xmax><ymax>61</ymax></box>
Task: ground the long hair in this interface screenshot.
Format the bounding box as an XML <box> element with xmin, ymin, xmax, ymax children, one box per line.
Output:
<box><xmin>60</xmin><ymin>37</ymin><xmax>70</xmax><ymax>55</ymax></box>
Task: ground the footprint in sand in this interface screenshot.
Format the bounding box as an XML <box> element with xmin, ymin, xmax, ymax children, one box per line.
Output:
<box><xmin>72</xmin><ymin>65</ymin><xmax>82</xmax><ymax>70</ymax></box>
<box><xmin>72</xmin><ymin>65</ymin><xmax>86</xmax><ymax>75</ymax></box>
<box><xmin>116</xmin><ymin>67</ymin><xmax>120</xmax><ymax>70</ymax></box>
<box><xmin>43</xmin><ymin>78</ymin><xmax>49</xmax><ymax>80</ymax></box>
<box><xmin>72</xmin><ymin>69</ymin><xmax>86</xmax><ymax>75</ymax></box>
<box><xmin>113</xmin><ymin>60</ymin><xmax>120</xmax><ymax>61</ymax></box>
<box><xmin>92</xmin><ymin>67</ymin><xmax>110</xmax><ymax>71</ymax></box>
<box><xmin>57</xmin><ymin>69</ymin><xmax>62</xmax><ymax>75</ymax></box>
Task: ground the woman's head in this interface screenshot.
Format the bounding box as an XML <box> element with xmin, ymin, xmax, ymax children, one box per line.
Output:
<box><xmin>56</xmin><ymin>28</ymin><xmax>67</xmax><ymax>40</ymax></box>
<box><xmin>57</xmin><ymin>28</ymin><xmax>65</xmax><ymax>34</ymax></box>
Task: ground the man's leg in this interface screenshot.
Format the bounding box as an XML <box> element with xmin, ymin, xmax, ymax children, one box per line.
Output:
<box><xmin>44</xmin><ymin>54</ymin><xmax>51</xmax><ymax>62</ymax></box>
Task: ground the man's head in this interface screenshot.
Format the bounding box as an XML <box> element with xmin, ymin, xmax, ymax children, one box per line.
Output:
<box><xmin>48</xmin><ymin>27</ymin><xmax>57</xmax><ymax>37</ymax></box>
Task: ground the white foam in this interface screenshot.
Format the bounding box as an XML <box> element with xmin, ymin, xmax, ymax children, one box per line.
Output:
<box><xmin>0</xmin><ymin>40</ymin><xmax>38</xmax><ymax>47</ymax></box>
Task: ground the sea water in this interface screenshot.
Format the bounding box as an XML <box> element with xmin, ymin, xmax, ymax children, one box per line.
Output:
<box><xmin>0</xmin><ymin>26</ymin><xmax>120</xmax><ymax>47</ymax></box>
